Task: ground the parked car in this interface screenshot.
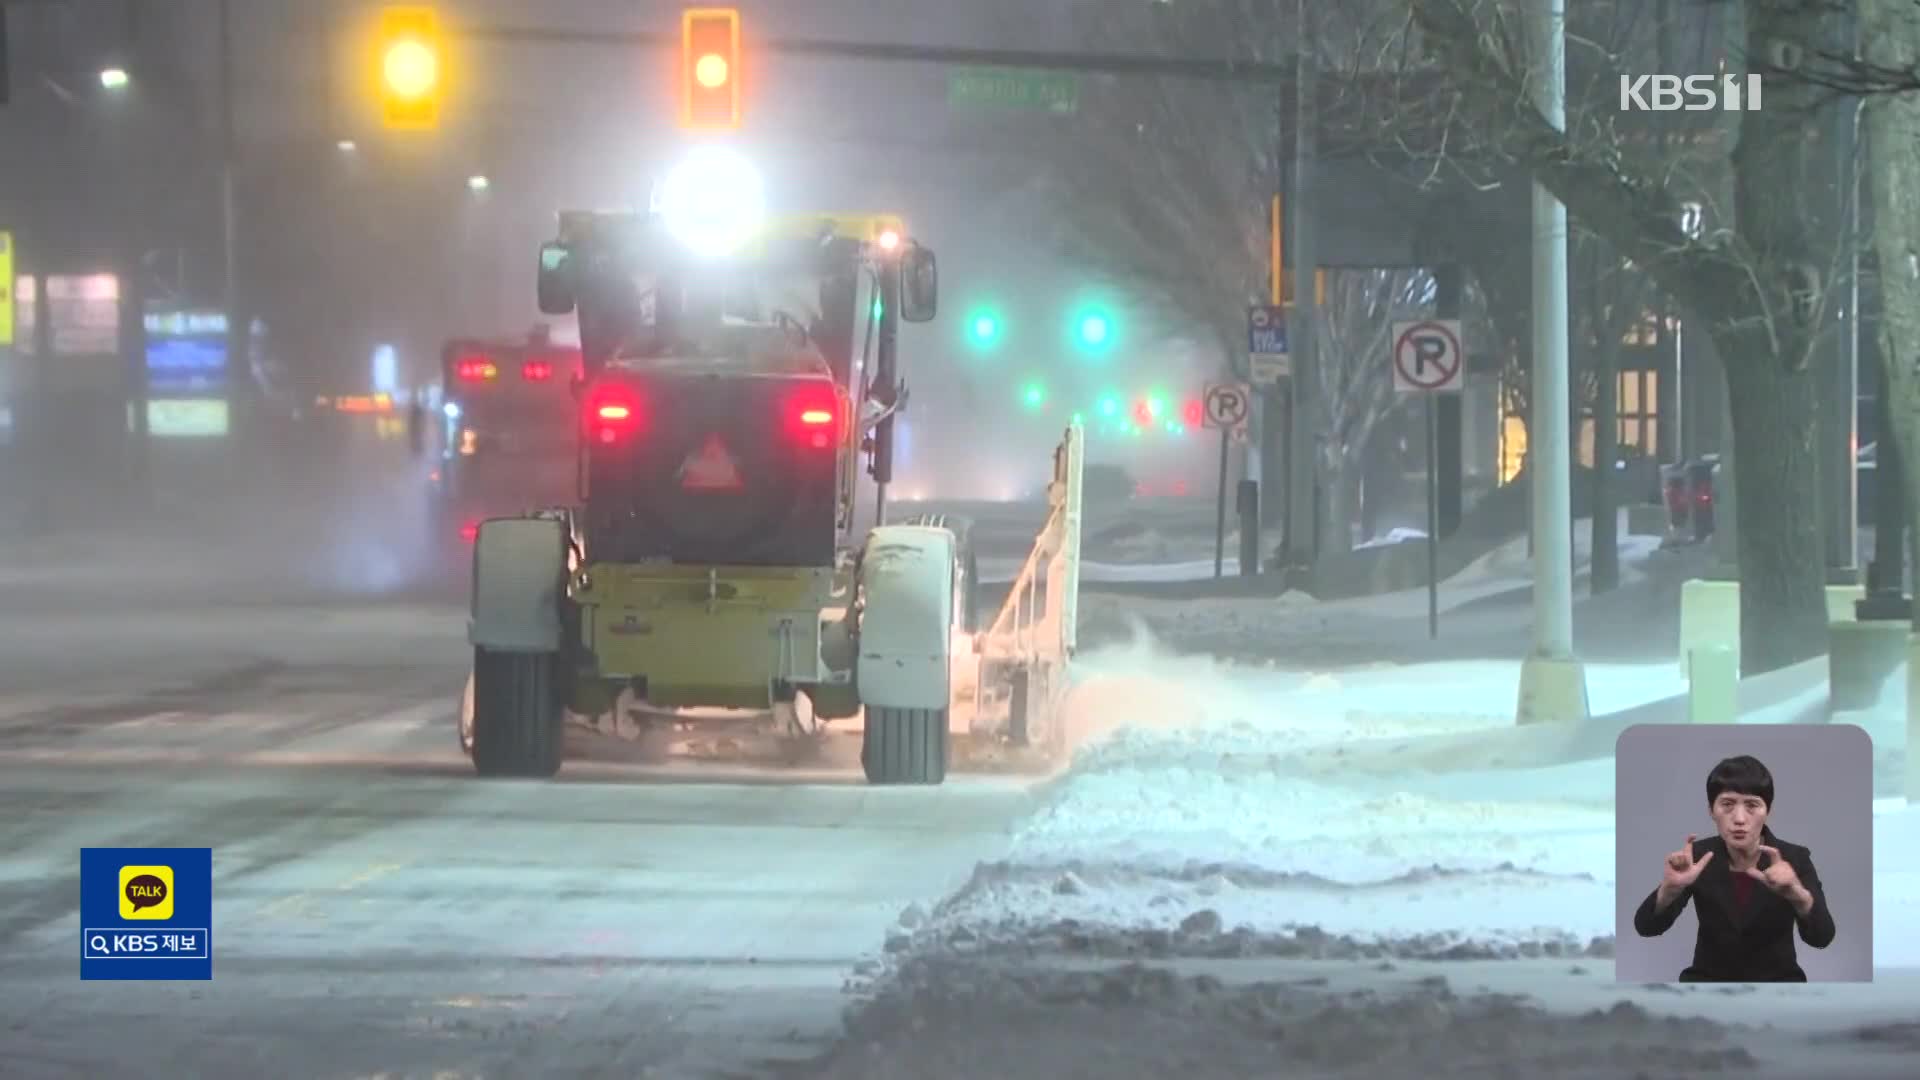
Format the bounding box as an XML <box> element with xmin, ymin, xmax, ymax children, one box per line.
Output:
<box><xmin>1663</xmin><ymin>445</ymin><xmax>1876</xmax><ymax>542</ymax></box>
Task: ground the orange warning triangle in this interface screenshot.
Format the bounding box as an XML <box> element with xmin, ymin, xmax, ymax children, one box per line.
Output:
<box><xmin>678</xmin><ymin>433</ymin><xmax>745</xmax><ymax>491</ymax></box>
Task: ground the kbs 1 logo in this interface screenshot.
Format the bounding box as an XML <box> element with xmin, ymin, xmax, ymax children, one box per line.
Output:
<box><xmin>1619</xmin><ymin>73</ymin><xmax>1763</xmax><ymax>112</ymax></box>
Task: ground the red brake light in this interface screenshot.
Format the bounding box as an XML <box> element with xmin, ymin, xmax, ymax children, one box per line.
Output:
<box><xmin>456</xmin><ymin>354</ymin><xmax>497</xmax><ymax>381</ymax></box>
<box><xmin>521</xmin><ymin>360</ymin><xmax>553</xmax><ymax>381</ymax></box>
<box><xmin>587</xmin><ymin>386</ymin><xmax>643</xmax><ymax>445</ymax></box>
<box><xmin>785</xmin><ymin>386</ymin><xmax>841</xmax><ymax>450</ymax></box>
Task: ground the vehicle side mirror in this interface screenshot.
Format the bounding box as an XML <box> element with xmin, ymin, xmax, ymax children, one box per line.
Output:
<box><xmin>537</xmin><ymin>242</ymin><xmax>574</xmax><ymax>315</ymax></box>
<box><xmin>899</xmin><ymin>244</ymin><xmax>937</xmax><ymax>323</ymax></box>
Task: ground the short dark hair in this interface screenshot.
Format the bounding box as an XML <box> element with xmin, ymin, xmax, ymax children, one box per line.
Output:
<box><xmin>1707</xmin><ymin>755</ymin><xmax>1774</xmax><ymax>809</ymax></box>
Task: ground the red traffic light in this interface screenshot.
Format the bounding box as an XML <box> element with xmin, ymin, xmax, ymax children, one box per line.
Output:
<box><xmin>680</xmin><ymin>8</ymin><xmax>741</xmax><ymax>131</ymax></box>
<box><xmin>1181</xmin><ymin>397</ymin><xmax>1204</xmax><ymax>427</ymax></box>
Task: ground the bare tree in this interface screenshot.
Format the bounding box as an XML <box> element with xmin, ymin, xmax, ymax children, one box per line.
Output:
<box><xmin>1008</xmin><ymin>1</ymin><xmax>1472</xmax><ymax>561</ymax></box>
<box><xmin>1014</xmin><ymin>0</ymin><xmax>1288</xmax><ymax>379</ymax></box>
<box><xmin>1857</xmin><ymin>0</ymin><xmax>1920</xmax><ymax>598</ymax></box>
<box><xmin>1371</xmin><ymin>0</ymin><xmax>1847</xmax><ymax>673</ymax></box>
<box><xmin>1571</xmin><ymin>225</ymin><xmax>1660</xmax><ymax>594</ymax></box>
<box><xmin>1312</xmin><ymin>267</ymin><xmax>1438</xmax><ymax>552</ymax></box>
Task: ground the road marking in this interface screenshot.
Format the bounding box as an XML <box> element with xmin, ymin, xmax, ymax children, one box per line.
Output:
<box><xmin>254</xmin><ymin>860</ymin><xmax>411</xmax><ymax>921</ymax></box>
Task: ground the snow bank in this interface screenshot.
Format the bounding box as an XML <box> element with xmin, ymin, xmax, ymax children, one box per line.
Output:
<box><xmin>794</xmin><ymin>641</ymin><xmax>1920</xmax><ymax>1080</ymax></box>
<box><xmin>813</xmin><ymin>957</ymin><xmax>1733</xmax><ymax>1079</ymax></box>
<box><xmin>910</xmin><ymin>640</ymin><xmax>1914</xmax><ymax>969</ymax></box>
<box><xmin>795</xmin><ymin>949</ymin><xmax>1918</xmax><ymax>1079</ymax></box>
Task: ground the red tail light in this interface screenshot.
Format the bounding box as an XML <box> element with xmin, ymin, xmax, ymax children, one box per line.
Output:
<box><xmin>521</xmin><ymin>360</ymin><xmax>553</xmax><ymax>381</ymax></box>
<box><xmin>456</xmin><ymin>354</ymin><xmax>497</xmax><ymax>381</ymax></box>
<box><xmin>785</xmin><ymin>385</ymin><xmax>841</xmax><ymax>450</ymax></box>
<box><xmin>586</xmin><ymin>386</ymin><xmax>643</xmax><ymax>445</ymax></box>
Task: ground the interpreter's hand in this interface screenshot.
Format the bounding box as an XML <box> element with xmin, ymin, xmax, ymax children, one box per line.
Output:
<box><xmin>1744</xmin><ymin>845</ymin><xmax>1803</xmax><ymax>897</ymax></box>
<box><xmin>1662</xmin><ymin>834</ymin><xmax>1714</xmax><ymax>891</ymax></box>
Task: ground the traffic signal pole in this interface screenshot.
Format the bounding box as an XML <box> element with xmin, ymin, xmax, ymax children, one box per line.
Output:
<box><xmin>462</xmin><ymin>24</ymin><xmax>1300</xmax><ymax>84</ymax></box>
<box><xmin>1283</xmin><ymin>0</ymin><xmax>1318</xmax><ymax>570</ymax></box>
<box><xmin>218</xmin><ymin>0</ymin><xmax>241</xmax><ymax>466</ymax></box>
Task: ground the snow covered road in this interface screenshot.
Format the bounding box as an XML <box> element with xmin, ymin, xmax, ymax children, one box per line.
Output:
<box><xmin>0</xmin><ymin>595</ymin><xmax>1032</xmax><ymax>1079</ymax></box>
<box><xmin>7</xmin><ymin>517</ymin><xmax>1917</xmax><ymax>1078</ymax></box>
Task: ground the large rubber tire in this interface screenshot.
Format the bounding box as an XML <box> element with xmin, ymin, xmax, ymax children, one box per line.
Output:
<box><xmin>470</xmin><ymin>647</ymin><xmax>565</xmax><ymax>778</ymax></box>
<box><xmin>901</xmin><ymin>513</ymin><xmax>979</xmax><ymax>633</ymax></box>
<box><xmin>862</xmin><ymin>706</ymin><xmax>949</xmax><ymax>785</ymax></box>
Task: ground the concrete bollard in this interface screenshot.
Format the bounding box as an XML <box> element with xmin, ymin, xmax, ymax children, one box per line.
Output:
<box><xmin>1678</xmin><ymin>579</ymin><xmax>1740</xmax><ymax>676</ymax></box>
<box><xmin>1678</xmin><ymin>582</ymin><xmax>1872</xmax><ymax>679</ymax></box>
<box><xmin>1910</xmin><ymin>635</ymin><xmax>1920</xmax><ymax>804</ymax></box>
<box><xmin>1829</xmin><ymin>620</ymin><xmax>1908</xmax><ymax>713</ymax></box>
<box><xmin>1688</xmin><ymin>645</ymin><xmax>1738</xmax><ymax>725</ymax></box>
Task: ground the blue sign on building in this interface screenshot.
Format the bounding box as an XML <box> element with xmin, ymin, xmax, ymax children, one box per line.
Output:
<box><xmin>1247</xmin><ymin>305</ymin><xmax>1288</xmax><ymax>356</ymax></box>
<box><xmin>145</xmin><ymin>308</ymin><xmax>230</xmax><ymax>397</ymax></box>
<box><xmin>146</xmin><ymin>337</ymin><xmax>228</xmax><ymax>394</ymax></box>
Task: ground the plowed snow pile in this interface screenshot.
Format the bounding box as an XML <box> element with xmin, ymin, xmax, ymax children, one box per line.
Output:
<box><xmin>784</xmin><ymin>634</ymin><xmax>1920</xmax><ymax>1079</ymax></box>
<box><xmin>896</xmin><ymin>635</ymin><xmax>1679</xmax><ymax>956</ymax></box>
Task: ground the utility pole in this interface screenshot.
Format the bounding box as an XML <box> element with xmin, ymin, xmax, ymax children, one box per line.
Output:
<box><xmin>1516</xmin><ymin>0</ymin><xmax>1589</xmax><ymax>725</ymax></box>
<box><xmin>1283</xmin><ymin>0</ymin><xmax>1317</xmax><ymax>569</ymax></box>
<box><xmin>218</xmin><ymin>0</ymin><xmax>240</xmax><ymax>463</ymax></box>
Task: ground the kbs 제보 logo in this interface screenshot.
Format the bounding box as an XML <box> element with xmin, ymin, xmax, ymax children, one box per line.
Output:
<box><xmin>80</xmin><ymin>847</ymin><xmax>213</xmax><ymax>980</ymax></box>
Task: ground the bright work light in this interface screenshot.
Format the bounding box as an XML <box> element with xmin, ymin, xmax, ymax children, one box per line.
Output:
<box><xmin>655</xmin><ymin>146</ymin><xmax>767</xmax><ymax>257</ymax></box>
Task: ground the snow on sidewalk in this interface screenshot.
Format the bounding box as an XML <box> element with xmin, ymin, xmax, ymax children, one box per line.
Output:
<box><xmin>883</xmin><ymin>641</ymin><xmax>1917</xmax><ymax>970</ymax></box>
<box><xmin>796</xmin><ymin>649</ymin><xmax>1920</xmax><ymax>1079</ymax></box>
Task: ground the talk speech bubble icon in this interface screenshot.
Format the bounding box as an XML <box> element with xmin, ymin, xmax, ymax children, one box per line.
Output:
<box><xmin>125</xmin><ymin>874</ymin><xmax>167</xmax><ymax>911</ymax></box>
<box><xmin>119</xmin><ymin>865</ymin><xmax>174</xmax><ymax>919</ymax></box>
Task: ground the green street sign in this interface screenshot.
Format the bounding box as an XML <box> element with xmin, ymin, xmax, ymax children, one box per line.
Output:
<box><xmin>947</xmin><ymin>67</ymin><xmax>1078</xmax><ymax>115</ymax></box>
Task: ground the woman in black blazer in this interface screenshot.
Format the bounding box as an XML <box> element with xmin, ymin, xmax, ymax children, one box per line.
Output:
<box><xmin>1633</xmin><ymin>754</ymin><xmax>1836</xmax><ymax>981</ymax></box>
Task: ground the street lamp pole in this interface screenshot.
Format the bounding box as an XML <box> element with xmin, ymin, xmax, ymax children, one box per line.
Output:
<box><xmin>218</xmin><ymin>0</ymin><xmax>240</xmax><ymax>455</ymax></box>
<box><xmin>1516</xmin><ymin>0</ymin><xmax>1590</xmax><ymax>725</ymax></box>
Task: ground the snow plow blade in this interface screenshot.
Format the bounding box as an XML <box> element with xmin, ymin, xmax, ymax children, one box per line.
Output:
<box><xmin>961</xmin><ymin>420</ymin><xmax>1082</xmax><ymax>769</ymax></box>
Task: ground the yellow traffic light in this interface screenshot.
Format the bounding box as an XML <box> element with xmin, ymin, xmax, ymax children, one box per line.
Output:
<box><xmin>681</xmin><ymin>8</ymin><xmax>741</xmax><ymax>131</ymax></box>
<box><xmin>385</xmin><ymin>39</ymin><xmax>437</xmax><ymax>99</ymax></box>
<box><xmin>378</xmin><ymin>6</ymin><xmax>443</xmax><ymax>130</ymax></box>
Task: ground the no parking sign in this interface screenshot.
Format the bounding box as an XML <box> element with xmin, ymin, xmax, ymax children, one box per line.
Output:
<box><xmin>1392</xmin><ymin>320</ymin><xmax>1464</xmax><ymax>393</ymax></box>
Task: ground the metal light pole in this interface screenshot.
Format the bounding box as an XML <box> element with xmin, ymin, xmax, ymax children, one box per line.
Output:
<box><xmin>1284</xmin><ymin>0</ymin><xmax>1317</xmax><ymax>568</ymax></box>
<box><xmin>1516</xmin><ymin>0</ymin><xmax>1589</xmax><ymax>725</ymax></box>
<box><xmin>217</xmin><ymin>0</ymin><xmax>241</xmax><ymax>464</ymax></box>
